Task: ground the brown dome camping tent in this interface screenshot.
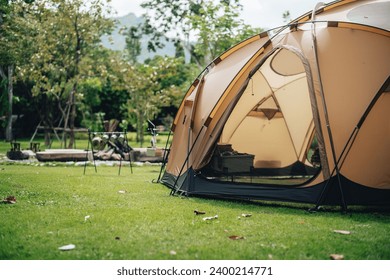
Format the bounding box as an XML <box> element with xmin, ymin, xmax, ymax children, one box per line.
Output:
<box><xmin>160</xmin><ymin>0</ymin><xmax>390</xmax><ymax>209</ymax></box>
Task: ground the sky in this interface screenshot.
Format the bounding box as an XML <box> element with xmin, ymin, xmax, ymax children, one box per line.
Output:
<box><xmin>109</xmin><ymin>0</ymin><xmax>327</xmax><ymax>30</ymax></box>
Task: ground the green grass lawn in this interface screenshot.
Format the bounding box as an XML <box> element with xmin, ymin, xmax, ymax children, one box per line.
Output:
<box><xmin>1</xmin><ymin>161</ymin><xmax>389</xmax><ymax>260</ymax></box>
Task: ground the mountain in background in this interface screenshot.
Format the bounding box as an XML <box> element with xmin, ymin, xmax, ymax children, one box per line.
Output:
<box><xmin>101</xmin><ymin>13</ymin><xmax>176</xmax><ymax>62</ymax></box>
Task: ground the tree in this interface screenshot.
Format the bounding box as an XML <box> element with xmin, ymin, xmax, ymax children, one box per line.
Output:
<box><xmin>139</xmin><ymin>0</ymin><xmax>262</xmax><ymax>69</ymax></box>
<box><xmin>283</xmin><ymin>10</ymin><xmax>291</xmax><ymax>23</ymax></box>
<box><xmin>122</xmin><ymin>24</ymin><xmax>197</xmax><ymax>145</ymax></box>
<box><xmin>115</xmin><ymin>55</ymin><xmax>191</xmax><ymax>146</ymax></box>
<box><xmin>78</xmin><ymin>77</ymin><xmax>103</xmax><ymax>131</ymax></box>
<box><xmin>125</xmin><ymin>26</ymin><xmax>141</xmax><ymax>64</ymax></box>
<box><xmin>0</xmin><ymin>0</ymin><xmax>34</xmax><ymax>141</ymax></box>
<box><xmin>0</xmin><ymin>65</ymin><xmax>13</xmax><ymax>140</ymax></box>
<box><xmin>11</xmin><ymin>0</ymin><xmax>114</xmax><ymax>147</ymax></box>
<box><xmin>76</xmin><ymin>45</ymin><xmax>130</xmax><ymax>132</ymax></box>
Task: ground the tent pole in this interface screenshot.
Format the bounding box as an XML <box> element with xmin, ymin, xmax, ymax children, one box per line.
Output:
<box><xmin>170</xmin><ymin>126</ymin><xmax>205</xmax><ymax>196</ymax></box>
<box><xmin>153</xmin><ymin>129</ymin><xmax>172</xmax><ymax>183</ymax></box>
<box><xmin>310</xmin><ymin>3</ymin><xmax>347</xmax><ymax>212</ymax></box>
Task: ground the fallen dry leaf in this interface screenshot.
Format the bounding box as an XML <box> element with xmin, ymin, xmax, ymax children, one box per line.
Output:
<box><xmin>334</xmin><ymin>230</ymin><xmax>351</xmax><ymax>235</ymax></box>
<box><xmin>58</xmin><ymin>244</ymin><xmax>76</xmax><ymax>251</ymax></box>
<box><xmin>241</xmin><ymin>213</ymin><xmax>252</xmax><ymax>217</ymax></box>
<box><xmin>2</xmin><ymin>196</ymin><xmax>16</xmax><ymax>204</ymax></box>
<box><xmin>228</xmin><ymin>235</ymin><xmax>245</xmax><ymax>240</ymax></box>
<box><xmin>330</xmin><ymin>254</ymin><xmax>344</xmax><ymax>260</ymax></box>
<box><xmin>194</xmin><ymin>209</ymin><xmax>206</xmax><ymax>215</ymax></box>
<box><xmin>203</xmin><ymin>215</ymin><xmax>218</xmax><ymax>221</ymax></box>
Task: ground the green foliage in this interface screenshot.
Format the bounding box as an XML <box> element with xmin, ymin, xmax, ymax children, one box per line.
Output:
<box><xmin>78</xmin><ymin>77</ymin><xmax>104</xmax><ymax>131</ymax></box>
<box><xmin>3</xmin><ymin>0</ymin><xmax>115</xmax><ymax>145</ymax></box>
<box><xmin>77</xmin><ymin>48</ymin><xmax>130</xmax><ymax>127</ymax></box>
<box><xmin>140</xmin><ymin>0</ymin><xmax>263</xmax><ymax>68</ymax></box>
<box><xmin>118</xmin><ymin>55</ymin><xmax>195</xmax><ymax>145</ymax></box>
<box><xmin>0</xmin><ymin>164</ymin><xmax>389</xmax><ymax>260</ymax></box>
<box><xmin>283</xmin><ymin>10</ymin><xmax>291</xmax><ymax>23</ymax></box>
<box><xmin>79</xmin><ymin>78</ymin><xmax>103</xmax><ymax>108</ymax></box>
<box><xmin>14</xmin><ymin>0</ymin><xmax>114</xmax><ymax>96</ymax></box>
<box><xmin>125</xmin><ymin>26</ymin><xmax>142</xmax><ymax>64</ymax></box>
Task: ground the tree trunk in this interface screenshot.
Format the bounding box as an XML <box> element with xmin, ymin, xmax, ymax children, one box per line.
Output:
<box><xmin>137</xmin><ymin>112</ymin><xmax>144</xmax><ymax>147</ymax></box>
<box><xmin>67</xmin><ymin>13</ymin><xmax>81</xmax><ymax>149</ymax></box>
<box><xmin>0</xmin><ymin>65</ymin><xmax>14</xmax><ymax>142</ymax></box>
<box><xmin>6</xmin><ymin>65</ymin><xmax>13</xmax><ymax>141</ymax></box>
<box><xmin>67</xmin><ymin>87</ymin><xmax>76</xmax><ymax>149</ymax></box>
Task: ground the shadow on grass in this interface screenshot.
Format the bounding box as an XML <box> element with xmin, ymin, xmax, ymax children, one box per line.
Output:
<box><xmin>177</xmin><ymin>193</ymin><xmax>390</xmax><ymax>220</ymax></box>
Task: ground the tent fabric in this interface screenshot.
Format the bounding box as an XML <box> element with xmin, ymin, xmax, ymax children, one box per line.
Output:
<box><xmin>161</xmin><ymin>0</ymin><xmax>390</xmax><ymax>207</ymax></box>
